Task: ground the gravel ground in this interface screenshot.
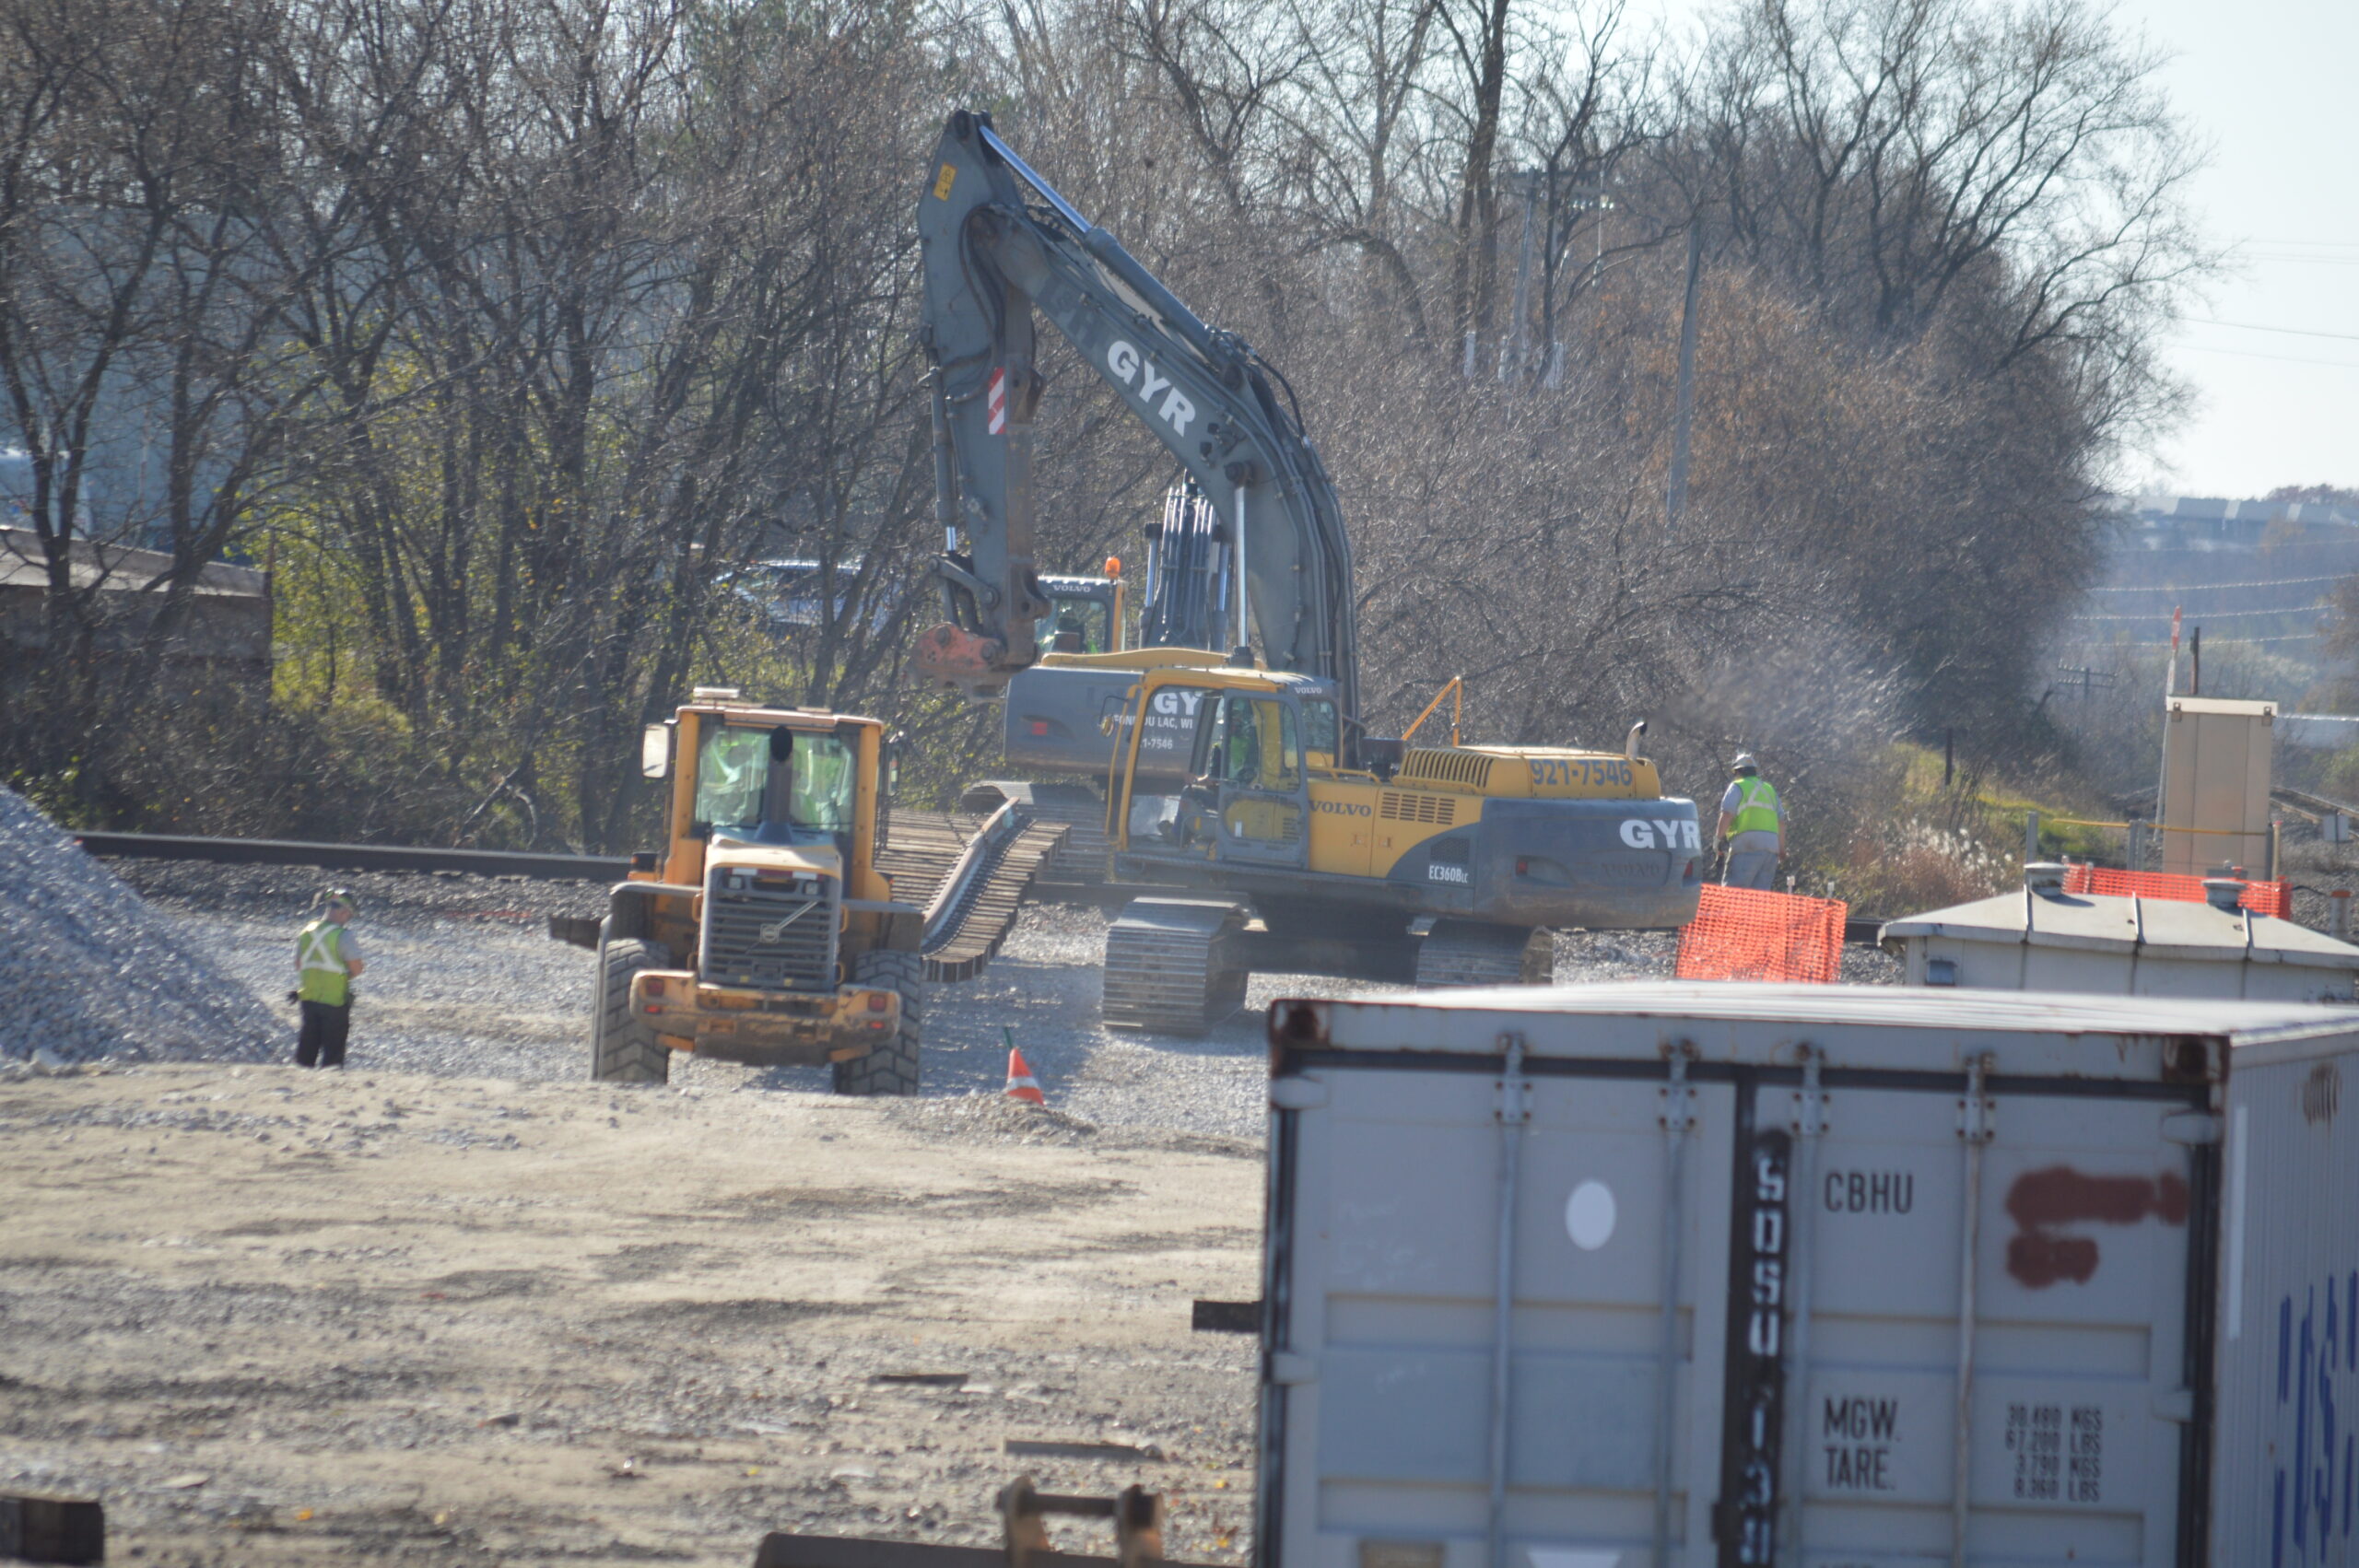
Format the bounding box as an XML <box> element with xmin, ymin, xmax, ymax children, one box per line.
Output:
<box><xmin>0</xmin><ymin>793</ymin><xmax>277</xmax><ymax>1065</ymax></box>
<box><xmin>0</xmin><ymin>1063</ymin><xmax>1264</xmax><ymax>1568</ymax></box>
<box><xmin>109</xmin><ymin>858</ymin><xmax>1898</xmax><ymax>1141</ymax></box>
<box><xmin>10</xmin><ymin>858</ymin><xmax>1905</xmax><ymax>1566</ymax></box>
<box><xmin>118</xmin><ymin>859</ymin><xmax>611</xmax><ymax>1083</ymax></box>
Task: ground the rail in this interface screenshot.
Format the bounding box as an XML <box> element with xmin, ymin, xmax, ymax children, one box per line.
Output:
<box><xmin>921</xmin><ymin>799</ymin><xmax>1021</xmax><ymax>953</ymax></box>
<box><xmin>73</xmin><ymin>830</ymin><xmax>628</xmax><ymax>883</ymax></box>
<box><xmin>2271</xmin><ymin>784</ymin><xmax>2359</xmax><ymax>823</ymax></box>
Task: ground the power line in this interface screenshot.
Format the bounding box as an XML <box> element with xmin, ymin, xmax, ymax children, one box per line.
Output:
<box><xmin>2177</xmin><ymin>344</ymin><xmax>2359</xmax><ymax>370</ymax></box>
<box><xmin>2090</xmin><ymin>575</ymin><xmax>2348</xmax><ymax>593</ymax></box>
<box><xmin>2239</xmin><ymin>255</ymin><xmax>2359</xmax><ymax>268</ymax></box>
<box><xmin>2187</xmin><ymin>317</ymin><xmax>2359</xmax><ymax>343</ymax></box>
<box><xmin>2071</xmin><ymin>604</ymin><xmax>2331</xmax><ymax>623</ymax></box>
<box><xmin>2062</xmin><ymin>633</ymin><xmax>2323</xmax><ymax>647</ymax></box>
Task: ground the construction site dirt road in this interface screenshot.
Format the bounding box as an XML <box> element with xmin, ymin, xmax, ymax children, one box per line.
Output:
<box><xmin>0</xmin><ymin>1063</ymin><xmax>1262</xmax><ymax>1567</ymax></box>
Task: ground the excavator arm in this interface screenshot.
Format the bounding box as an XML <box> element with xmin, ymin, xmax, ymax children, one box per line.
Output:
<box><xmin>915</xmin><ymin>111</ymin><xmax>1358</xmax><ymax>725</ymax></box>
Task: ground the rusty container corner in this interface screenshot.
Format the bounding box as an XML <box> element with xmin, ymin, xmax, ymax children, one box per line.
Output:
<box><xmin>1252</xmin><ymin>981</ymin><xmax>2359</xmax><ymax>1568</ymax></box>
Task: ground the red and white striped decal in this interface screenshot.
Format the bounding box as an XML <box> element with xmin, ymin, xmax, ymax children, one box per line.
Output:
<box><xmin>986</xmin><ymin>369</ymin><xmax>1006</xmax><ymax>435</ymax></box>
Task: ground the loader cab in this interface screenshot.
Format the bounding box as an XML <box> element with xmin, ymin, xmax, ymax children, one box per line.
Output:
<box><xmin>639</xmin><ymin>696</ymin><xmax>892</xmax><ymax>906</ymax></box>
<box><xmin>690</xmin><ymin>722</ymin><xmax>859</xmax><ymax>850</ymax></box>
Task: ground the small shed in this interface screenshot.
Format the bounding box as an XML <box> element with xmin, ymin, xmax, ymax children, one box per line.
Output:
<box><xmin>2159</xmin><ymin>695</ymin><xmax>2274</xmax><ymax>875</ymax></box>
<box><xmin>0</xmin><ymin>526</ymin><xmax>269</xmax><ymax>696</ymax></box>
<box><xmin>1880</xmin><ymin>861</ymin><xmax>2359</xmax><ymax>1001</ymax></box>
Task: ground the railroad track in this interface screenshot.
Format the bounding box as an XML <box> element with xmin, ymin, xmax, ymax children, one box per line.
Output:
<box><xmin>73</xmin><ymin>831</ymin><xmax>625</xmax><ymax>883</ymax></box>
<box><xmin>878</xmin><ymin>808</ymin><xmax>1069</xmax><ymax>981</ymax></box>
<box><xmin>83</xmin><ymin>815</ymin><xmax>1067</xmax><ymax>985</ymax></box>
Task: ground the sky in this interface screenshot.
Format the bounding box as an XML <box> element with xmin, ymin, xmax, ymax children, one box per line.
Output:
<box><xmin>1635</xmin><ymin>0</ymin><xmax>2359</xmax><ymax>500</ymax></box>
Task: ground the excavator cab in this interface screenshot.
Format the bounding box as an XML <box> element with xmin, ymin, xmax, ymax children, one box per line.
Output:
<box><xmin>1034</xmin><ymin>571</ymin><xmax>1123</xmax><ymax>656</ymax></box>
<box><xmin>1113</xmin><ymin>667</ymin><xmax>1325</xmax><ymax>871</ymax></box>
<box><xmin>1193</xmin><ymin>691</ymin><xmax>1308</xmax><ymax>864</ymax></box>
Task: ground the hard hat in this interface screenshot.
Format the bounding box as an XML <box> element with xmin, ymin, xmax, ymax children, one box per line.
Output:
<box><xmin>326</xmin><ymin>887</ymin><xmax>358</xmax><ymax>912</ymax></box>
<box><xmin>1731</xmin><ymin>752</ymin><xmax>1758</xmax><ymax>773</ymax></box>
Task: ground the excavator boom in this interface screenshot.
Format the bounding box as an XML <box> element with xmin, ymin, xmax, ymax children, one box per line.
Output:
<box><xmin>914</xmin><ymin>112</ymin><xmax>1701</xmax><ymax>1033</ymax></box>
<box><xmin>915</xmin><ymin>111</ymin><xmax>1357</xmax><ymax>724</ymax></box>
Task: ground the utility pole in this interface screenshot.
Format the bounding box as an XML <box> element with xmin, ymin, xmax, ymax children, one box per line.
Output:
<box><xmin>1499</xmin><ymin>171</ymin><xmax>1614</xmax><ymax>389</ymax></box>
<box><xmin>1502</xmin><ymin>170</ymin><xmax>1541</xmax><ymax>382</ymax></box>
<box><xmin>1555</xmin><ymin>183</ymin><xmax>1614</xmax><ymax>391</ymax></box>
<box><xmin>2053</xmin><ymin>663</ymin><xmax>2117</xmax><ymax>700</ymax></box>
<box><xmin>1665</xmin><ymin>222</ymin><xmax>1703</xmax><ymax>532</ymax></box>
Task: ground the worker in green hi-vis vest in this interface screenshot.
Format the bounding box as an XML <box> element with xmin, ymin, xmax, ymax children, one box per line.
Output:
<box><xmin>1714</xmin><ymin>753</ymin><xmax>1788</xmax><ymax>891</ymax></box>
<box><xmin>293</xmin><ymin>890</ymin><xmax>368</xmax><ymax>1068</ymax></box>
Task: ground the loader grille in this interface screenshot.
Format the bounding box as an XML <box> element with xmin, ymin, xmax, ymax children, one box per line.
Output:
<box><xmin>700</xmin><ymin>867</ymin><xmax>839</xmax><ymax>990</ymax></box>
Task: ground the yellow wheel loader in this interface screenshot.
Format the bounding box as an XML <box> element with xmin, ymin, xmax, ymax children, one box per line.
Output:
<box><xmin>562</xmin><ymin>687</ymin><xmax>922</xmax><ymax>1091</ymax></box>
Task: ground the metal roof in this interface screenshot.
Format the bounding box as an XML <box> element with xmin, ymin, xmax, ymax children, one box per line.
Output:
<box><xmin>1280</xmin><ymin>982</ymin><xmax>2359</xmax><ymax>1077</ymax></box>
<box><xmin>1296</xmin><ymin>979</ymin><xmax>2350</xmax><ymax>1036</ymax></box>
<box><xmin>0</xmin><ymin>527</ymin><xmax>264</xmax><ymax>598</ymax></box>
<box><xmin>1878</xmin><ymin>885</ymin><xmax>2359</xmax><ymax>970</ymax></box>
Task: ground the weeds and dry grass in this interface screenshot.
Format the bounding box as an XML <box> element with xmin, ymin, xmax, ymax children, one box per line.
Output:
<box><xmin>1804</xmin><ymin>742</ymin><xmax>2132</xmax><ymax>915</ymax></box>
<box><xmin>1830</xmin><ymin>819</ymin><xmax>2008</xmax><ymax>915</ymax></box>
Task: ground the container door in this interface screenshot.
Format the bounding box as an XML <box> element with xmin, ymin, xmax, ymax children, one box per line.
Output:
<box><xmin>2205</xmin><ymin>1043</ymin><xmax>2359</xmax><ymax>1568</ymax></box>
<box><xmin>1755</xmin><ymin>1074</ymin><xmax>2199</xmax><ymax>1567</ymax></box>
<box><xmin>1265</xmin><ymin>1059</ymin><xmax>1738</xmax><ymax>1568</ymax></box>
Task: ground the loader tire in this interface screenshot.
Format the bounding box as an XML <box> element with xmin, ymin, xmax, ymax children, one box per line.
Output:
<box><xmin>590</xmin><ymin>932</ymin><xmax>673</xmax><ymax>1083</ymax></box>
<box><xmin>833</xmin><ymin>949</ymin><xmax>921</xmax><ymax>1096</ymax></box>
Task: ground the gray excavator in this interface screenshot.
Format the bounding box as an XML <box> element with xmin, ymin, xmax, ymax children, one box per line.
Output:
<box><xmin>915</xmin><ymin>110</ymin><xmax>1702</xmax><ymax>1030</ymax></box>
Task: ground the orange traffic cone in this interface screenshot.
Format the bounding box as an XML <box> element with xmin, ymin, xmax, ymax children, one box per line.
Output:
<box><xmin>1003</xmin><ymin>1030</ymin><xmax>1045</xmax><ymax>1107</ymax></box>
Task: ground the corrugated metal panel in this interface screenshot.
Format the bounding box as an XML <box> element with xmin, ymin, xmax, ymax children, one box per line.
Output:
<box><xmin>1258</xmin><ymin>987</ymin><xmax>2359</xmax><ymax>1568</ymax></box>
<box><xmin>2212</xmin><ymin>1040</ymin><xmax>2359</xmax><ymax>1566</ymax></box>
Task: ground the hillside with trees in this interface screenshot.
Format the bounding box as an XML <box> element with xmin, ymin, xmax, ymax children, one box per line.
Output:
<box><xmin>0</xmin><ymin>0</ymin><xmax>2204</xmax><ymax>868</ymax></box>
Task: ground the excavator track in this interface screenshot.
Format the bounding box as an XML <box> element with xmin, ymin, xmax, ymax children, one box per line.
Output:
<box><xmin>1102</xmin><ymin>899</ymin><xmax>1250</xmax><ymax>1036</ymax></box>
<box><xmin>1414</xmin><ymin>919</ymin><xmax>1554</xmax><ymax>989</ymax></box>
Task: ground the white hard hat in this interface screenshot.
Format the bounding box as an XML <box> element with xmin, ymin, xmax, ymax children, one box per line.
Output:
<box><xmin>1731</xmin><ymin>752</ymin><xmax>1758</xmax><ymax>772</ymax></box>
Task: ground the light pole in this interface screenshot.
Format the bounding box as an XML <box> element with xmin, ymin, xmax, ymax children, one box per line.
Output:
<box><xmin>1500</xmin><ymin>170</ymin><xmax>1613</xmax><ymax>388</ymax></box>
<box><xmin>1555</xmin><ymin>183</ymin><xmax>1614</xmax><ymax>388</ymax></box>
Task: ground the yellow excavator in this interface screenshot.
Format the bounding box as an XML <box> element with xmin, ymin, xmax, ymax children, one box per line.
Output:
<box><xmin>914</xmin><ymin>111</ymin><xmax>1702</xmax><ymax>1029</ymax></box>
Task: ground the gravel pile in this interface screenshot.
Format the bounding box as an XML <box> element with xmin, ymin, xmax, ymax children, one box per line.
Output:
<box><xmin>0</xmin><ymin>788</ymin><xmax>278</xmax><ymax>1064</ymax></box>
<box><xmin>889</xmin><ymin>1091</ymin><xmax>1102</xmax><ymax>1146</ymax></box>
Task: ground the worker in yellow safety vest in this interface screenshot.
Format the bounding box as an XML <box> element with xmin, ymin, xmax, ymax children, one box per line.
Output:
<box><xmin>1714</xmin><ymin>753</ymin><xmax>1787</xmax><ymax>890</ymax></box>
<box><xmin>294</xmin><ymin>889</ymin><xmax>368</xmax><ymax>1068</ymax></box>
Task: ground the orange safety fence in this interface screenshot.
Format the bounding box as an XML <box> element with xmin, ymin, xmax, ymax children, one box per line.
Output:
<box><xmin>2061</xmin><ymin>864</ymin><xmax>2292</xmax><ymax>919</ymax></box>
<box><xmin>1674</xmin><ymin>883</ymin><xmax>1848</xmax><ymax>984</ymax></box>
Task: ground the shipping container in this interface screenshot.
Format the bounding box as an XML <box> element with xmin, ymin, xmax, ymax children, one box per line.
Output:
<box><xmin>1878</xmin><ymin>863</ymin><xmax>2359</xmax><ymax>1002</ymax></box>
<box><xmin>1255</xmin><ymin>983</ymin><xmax>2359</xmax><ymax>1568</ymax></box>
